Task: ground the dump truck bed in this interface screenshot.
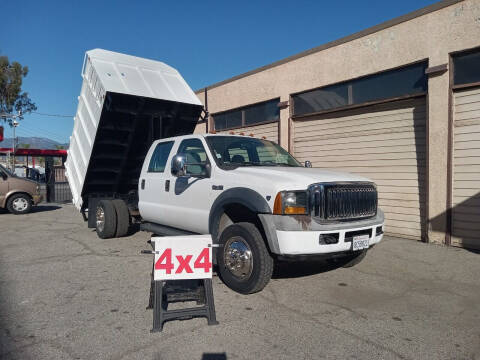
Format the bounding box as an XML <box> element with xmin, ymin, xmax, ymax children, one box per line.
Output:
<box><xmin>65</xmin><ymin>49</ymin><xmax>203</xmax><ymax>210</ymax></box>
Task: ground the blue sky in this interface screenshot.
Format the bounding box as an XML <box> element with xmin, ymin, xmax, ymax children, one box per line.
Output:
<box><xmin>1</xmin><ymin>0</ymin><xmax>437</xmax><ymax>143</ymax></box>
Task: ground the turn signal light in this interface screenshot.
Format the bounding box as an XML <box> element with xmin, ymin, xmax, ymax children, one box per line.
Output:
<box><xmin>284</xmin><ymin>206</ymin><xmax>307</xmax><ymax>215</ymax></box>
<box><xmin>273</xmin><ymin>193</ymin><xmax>283</xmax><ymax>214</ymax></box>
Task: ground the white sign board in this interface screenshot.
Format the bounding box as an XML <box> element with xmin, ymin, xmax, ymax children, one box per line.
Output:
<box><xmin>152</xmin><ymin>235</ymin><xmax>213</xmax><ymax>281</ymax></box>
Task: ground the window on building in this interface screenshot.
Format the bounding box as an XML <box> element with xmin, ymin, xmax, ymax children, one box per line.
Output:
<box><xmin>148</xmin><ymin>141</ymin><xmax>174</xmax><ymax>172</ymax></box>
<box><xmin>453</xmin><ymin>49</ymin><xmax>480</xmax><ymax>86</ymax></box>
<box><xmin>292</xmin><ymin>62</ymin><xmax>428</xmax><ymax>116</ymax></box>
<box><xmin>244</xmin><ymin>100</ymin><xmax>279</xmax><ymax>125</ymax></box>
<box><xmin>213</xmin><ymin>110</ymin><xmax>242</xmax><ymax>130</ymax></box>
<box><xmin>213</xmin><ymin>99</ymin><xmax>280</xmax><ymax>131</ymax></box>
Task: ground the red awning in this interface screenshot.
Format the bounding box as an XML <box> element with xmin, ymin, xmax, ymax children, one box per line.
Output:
<box><xmin>0</xmin><ymin>148</ymin><xmax>67</xmax><ymax>157</ymax></box>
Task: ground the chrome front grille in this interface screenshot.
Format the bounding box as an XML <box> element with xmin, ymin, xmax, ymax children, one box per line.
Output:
<box><xmin>309</xmin><ymin>183</ymin><xmax>377</xmax><ymax>221</ymax></box>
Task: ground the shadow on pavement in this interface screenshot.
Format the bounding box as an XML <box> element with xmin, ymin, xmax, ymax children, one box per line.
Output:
<box><xmin>201</xmin><ymin>354</ymin><xmax>227</xmax><ymax>360</ymax></box>
<box><xmin>272</xmin><ymin>260</ymin><xmax>340</xmax><ymax>279</ymax></box>
<box><xmin>30</xmin><ymin>205</ymin><xmax>61</xmax><ymax>213</ymax></box>
<box><xmin>0</xmin><ymin>205</ymin><xmax>61</xmax><ymax>215</ymax></box>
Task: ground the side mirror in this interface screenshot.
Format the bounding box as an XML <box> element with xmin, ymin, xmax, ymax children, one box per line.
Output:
<box><xmin>171</xmin><ymin>153</ymin><xmax>210</xmax><ymax>178</ymax></box>
<box><xmin>171</xmin><ymin>154</ymin><xmax>187</xmax><ymax>177</ymax></box>
<box><xmin>1</xmin><ymin>173</ymin><xmax>7</xmax><ymax>181</ymax></box>
<box><xmin>304</xmin><ymin>160</ymin><xmax>312</xmax><ymax>168</ymax></box>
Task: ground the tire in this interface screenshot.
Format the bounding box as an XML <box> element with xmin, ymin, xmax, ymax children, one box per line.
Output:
<box><xmin>95</xmin><ymin>200</ymin><xmax>117</xmax><ymax>239</ymax></box>
<box><xmin>112</xmin><ymin>199</ymin><xmax>130</xmax><ymax>237</ymax></box>
<box><xmin>217</xmin><ymin>222</ymin><xmax>274</xmax><ymax>294</ymax></box>
<box><xmin>6</xmin><ymin>193</ymin><xmax>32</xmax><ymax>215</ymax></box>
<box><xmin>342</xmin><ymin>249</ymin><xmax>368</xmax><ymax>268</ymax></box>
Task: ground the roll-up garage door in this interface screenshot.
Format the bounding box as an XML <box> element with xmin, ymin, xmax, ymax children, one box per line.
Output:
<box><xmin>292</xmin><ymin>98</ymin><xmax>426</xmax><ymax>240</ymax></box>
<box><xmin>219</xmin><ymin>121</ymin><xmax>279</xmax><ymax>143</ymax></box>
<box><xmin>452</xmin><ymin>87</ymin><xmax>480</xmax><ymax>250</ymax></box>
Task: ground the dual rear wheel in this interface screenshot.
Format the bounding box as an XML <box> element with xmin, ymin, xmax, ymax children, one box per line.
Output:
<box><xmin>95</xmin><ymin>199</ymin><xmax>130</xmax><ymax>239</ymax></box>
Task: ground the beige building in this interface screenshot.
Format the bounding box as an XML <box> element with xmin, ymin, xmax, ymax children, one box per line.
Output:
<box><xmin>194</xmin><ymin>0</ymin><xmax>480</xmax><ymax>250</ymax></box>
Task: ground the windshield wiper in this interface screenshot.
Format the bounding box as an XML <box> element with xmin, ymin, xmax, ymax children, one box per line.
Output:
<box><xmin>238</xmin><ymin>162</ymin><xmax>264</xmax><ymax>166</ymax></box>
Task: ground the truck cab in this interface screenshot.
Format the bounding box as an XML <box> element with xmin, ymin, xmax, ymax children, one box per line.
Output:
<box><xmin>135</xmin><ymin>134</ymin><xmax>384</xmax><ymax>294</ymax></box>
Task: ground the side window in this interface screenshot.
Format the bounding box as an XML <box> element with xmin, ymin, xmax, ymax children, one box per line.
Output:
<box><xmin>177</xmin><ymin>138</ymin><xmax>208</xmax><ymax>175</ymax></box>
<box><xmin>148</xmin><ymin>141</ymin><xmax>174</xmax><ymax>173</ymax></box>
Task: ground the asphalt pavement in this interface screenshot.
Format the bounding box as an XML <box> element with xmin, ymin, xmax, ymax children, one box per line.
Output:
<box><xmin>0</xmin><ymin>204</ymin><xmax>479</xmax><ymax>360</ymax></box>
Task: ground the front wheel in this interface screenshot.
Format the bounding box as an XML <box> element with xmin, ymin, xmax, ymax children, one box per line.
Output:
<box><xmin>217</xmin><ymin>222</ymin><xmax>274</xmax><ymax>294</ymax></box>
<box><xmin>7</xmin><ymin>194</ymin><xmax>32</xmax><ymax>215</ymax></box>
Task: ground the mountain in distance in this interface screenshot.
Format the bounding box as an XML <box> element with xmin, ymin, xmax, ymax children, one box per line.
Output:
<box><xmin>0</xmin><ymin>137</ymin><xmax>69</xmax><ymax>150</ymax></box>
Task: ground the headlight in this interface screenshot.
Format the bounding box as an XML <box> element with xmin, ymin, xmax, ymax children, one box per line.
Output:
<box><xmin>36</xmin><ymin>185</ymin><xmax>40</xmax><ymax>193</ymax></box>
<box><xmin>273</xmin><ymin>191</ymin><xmax>308</xmax><ymax>215</ymax></box>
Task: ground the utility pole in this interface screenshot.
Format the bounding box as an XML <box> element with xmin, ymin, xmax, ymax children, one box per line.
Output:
<box><xmin>12</xmin><ymin>120</ymin><xmax>19</xmax><ymax>170</ymax></box>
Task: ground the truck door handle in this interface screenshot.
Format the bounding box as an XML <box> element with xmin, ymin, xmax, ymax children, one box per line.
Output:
<box><xmin>141</xmin><ymin>179</ymin><xmax>145</xmax><ymax>190</ymax></box>
<box><xmin>165</xmin><ymin>180</ymin><xmax>170</xmax><ymax>192</ymax></box>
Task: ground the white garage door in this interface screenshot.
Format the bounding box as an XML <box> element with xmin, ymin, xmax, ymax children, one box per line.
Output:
<box><xmin>219</xmin><ymin>121</ymin><xmax>279</xmax><ymax>143</ymax></box>
<box><xmin>452</xmin><ymin>87</ymin><xmax>480</xmax><ymax>250</ymax></box>
<box><xmin>293</xmin><ymin>98</ymin><xmax>426</xmax><ymax>240</ymax></box>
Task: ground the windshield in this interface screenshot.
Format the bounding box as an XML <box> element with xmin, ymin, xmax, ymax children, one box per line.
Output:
<box><xmin>0</xmin><ymin>164</ymin><xmax>13</xmax><ymax>176</ymax></box>
<box><xmin>205</xmin><ymin>136</ymin><xmax>302</xmax><ymax>168</ymax></box>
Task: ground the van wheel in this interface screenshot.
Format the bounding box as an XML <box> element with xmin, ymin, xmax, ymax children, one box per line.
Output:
<box><xmin>112</xmin><ymin>199</ymin><xmax>130</xmax><ymax>237</ymax></box>
<box><xmin>96</xmin><ymin>200</ymin><xmax>117</xmax><ymax>239</ymax></box>
<box><xmin>217</xmin><ymin>222</ymin><xmax>274</xmax><ymax>294</ymax></box>
<box><xmin>7</xmin><ymin>194</ymin><xmax>32</xmax><ymax>214</ymax></box>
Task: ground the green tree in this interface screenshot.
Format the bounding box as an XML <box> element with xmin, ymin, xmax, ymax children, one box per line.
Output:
<box><xmin>54</xmin><ymin>145</ymin><xmax>65</xmax><ymax>150</ymax></box>
<box><xmin>0</xmin><ymin>56</ymin><xmax>37</xmax><ymax>126</ymax></box>
<box><xmin>19</xmin><ymin>143</ymin><xmax>30</xmax><ymax>149</ymax></box>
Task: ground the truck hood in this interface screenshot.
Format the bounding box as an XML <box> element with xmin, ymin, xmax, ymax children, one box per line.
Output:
<box><xmin>231</xmin><ymin>166</ymin><xmax>372</xmax><ymax>190</ymax></box>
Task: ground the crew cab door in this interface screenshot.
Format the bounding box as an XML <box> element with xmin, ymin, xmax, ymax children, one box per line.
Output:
<box><xmin>163</xmin><ymin>137</ymin><xmax>214</xmax><ymax>233</ymax></box>
<box><xmin>138</xmin><ymin>140</ymin><xmax>175</xmax><ymax>223</ymax></box>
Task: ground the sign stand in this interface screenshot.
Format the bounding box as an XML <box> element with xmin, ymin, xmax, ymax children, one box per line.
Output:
<box><xmin>149</xmin><ymin>278</ymin><xmax>218</xmax><ymax>332</ymax></box>
<box><xmin>143</xmin><ymin>236</ymin><xmax>219</xmax><ymax>332</ymax></box>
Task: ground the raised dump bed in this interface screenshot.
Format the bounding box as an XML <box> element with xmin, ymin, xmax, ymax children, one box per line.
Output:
<box><xmin>65</xmin><ymin>49</ymin><xmax>203</xmax><ymax>211</ymax></box>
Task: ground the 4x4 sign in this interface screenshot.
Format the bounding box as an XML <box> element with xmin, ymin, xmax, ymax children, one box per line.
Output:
<box><xmin>152</xmin><ymin>235</ymin><xmax>213</xmax><ymax>281</ymax></box>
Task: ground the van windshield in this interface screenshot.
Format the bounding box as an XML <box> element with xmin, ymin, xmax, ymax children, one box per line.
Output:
<box><xmin>205</xmin><ymin>136</ymin><xmax>301</xmax><ymax>169</ymax></box>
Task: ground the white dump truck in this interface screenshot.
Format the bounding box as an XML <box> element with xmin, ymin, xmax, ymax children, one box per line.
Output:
<box><xmin>66</xmin><ymin>49</ymin><xmax>384</xmax><ymax>294</ymax></box>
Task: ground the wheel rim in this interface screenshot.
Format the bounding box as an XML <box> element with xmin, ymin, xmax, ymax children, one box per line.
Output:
<box><xmin>12</xmin><ymin>198</ymin><xmax>29</xmax><ymax>212</ymax></box>
<box><xmin>224</xmin><ymin>236</ymin><xmax>253</xmax><ymax>281</ymax></box>
<box><xmin>96</xmin><ymin>206</ymin><xmax>105</xmax><ymax>232</ymax></box>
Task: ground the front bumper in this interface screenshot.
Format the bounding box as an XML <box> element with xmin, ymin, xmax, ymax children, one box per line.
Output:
<box><xmin>32</xmin><ymin>194</ymin><xmax>43</xmax><ymax>205</ymax></box>
<box><xmin>259</xmin><ymin>210</ymin><xmax>384</xmax><ymax>255</ymax></box>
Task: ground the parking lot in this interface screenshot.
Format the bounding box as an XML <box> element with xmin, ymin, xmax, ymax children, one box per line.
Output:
<box><xmin>0</xmin><ymin>204</ymin><xmax>479</xmax><ymax>360</ymax></box>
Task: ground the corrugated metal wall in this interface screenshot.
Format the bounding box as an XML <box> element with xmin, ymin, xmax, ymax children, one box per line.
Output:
<box><xmin>292</xmin><ymin>98</ymin><xmax>426</xmax><ymax>240</ymax></box>
<box><xmin>452</xmin><ymin>87</ymin><xmax>480</xmax><ymax>250</ymax></box>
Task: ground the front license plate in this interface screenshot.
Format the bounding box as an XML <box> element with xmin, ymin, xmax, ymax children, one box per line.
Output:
<box><xmin>352</xmin><ymin>234</ymin><xmax>369</xmax><ymax>251</ymax></box>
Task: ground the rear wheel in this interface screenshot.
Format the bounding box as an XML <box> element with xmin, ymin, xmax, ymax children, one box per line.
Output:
<box><xmin>217</xmin><ymin>222</ymin><xmax>273</xmax><ymax>294</ymax></box>
<box><xmin>96</xmin><ymin>200</ymin><xmax>117</xmax><ymax>239</ymax></box>
<box><xmin>112</xmin><ymin>199</ymin><xmax>130</xmax><ymax>237</ymax></box>
<box><xmin>7</xmin><ymin>193</ymin><xmax>32</xmax><ymax>215</ymax></box>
